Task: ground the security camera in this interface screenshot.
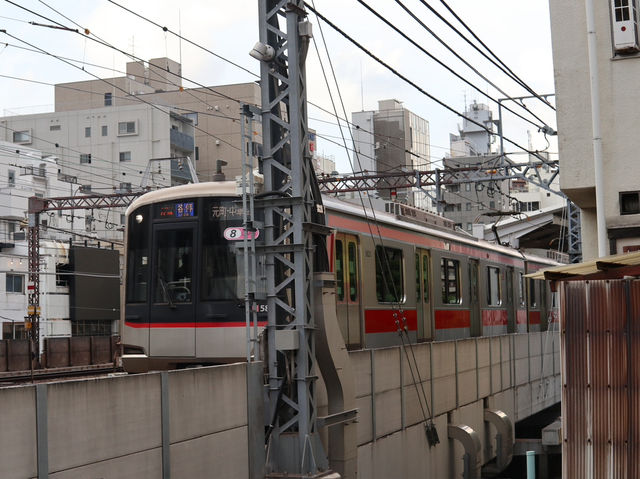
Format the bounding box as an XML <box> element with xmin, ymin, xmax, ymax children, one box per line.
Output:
<box><xmin>249</xmin><ymin>42</ymin><xmax>275</xmax><ymax>62</ymax></box>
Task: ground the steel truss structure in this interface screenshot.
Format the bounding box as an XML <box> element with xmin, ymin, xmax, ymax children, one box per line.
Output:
<box><xmin>257</xmin><ymin>1</ymin><xmax>331</xmax><ymax>476</ymax></box>
<box><xmin>26</xmin><ymin>192</ymin><xmax>144</xmax><ymax>365</ymax></box>
<box><xmin>317</xmin><ymin>160</ymin><xmax>583</xmax><ymax>263</ymax></box>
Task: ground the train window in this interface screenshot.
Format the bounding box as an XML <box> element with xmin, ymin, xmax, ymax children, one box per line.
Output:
<box><xmin>528</xmin><ymin>278</ymin><xmax>537</xmax><ymax>308</ymax></box>
<box><xmin>422</xmin><ymin>254</ymin><xmax>430</xmax><ymax>303</ymax></box>
<box><xmin>348</xmin><ymin>241</ymin><xmax>358</xmax><ymax>301</ymax></box>
<box><xmin>441</xmin><ymin>258</ymin><xmax>461</xmax><ymax>304</ymax></box>
<box><xmin>375</xmin><ymin>245</ymin><xmax>404</xmax><ymax>303</ymax></box>
<box><xmin>154</xmin><ymin>228</ymin><xmax>193</xmax><ymax>304</ymax></box>
<box><xmin>518</xmin><ymin>273</ymin><xmax>526</xmax><ymax>307</ymax></box>
<box><xmin>415</xmin><ymin>253</ymin><xmax>421</xmax><ymax>302</ymax></box>
<box><xmin>487</xmin><ymin>266</ymin><xmax>502</xmax><ymax>306</ymax></box>
<box><xmin>126</xmin><ymin>206</ymin><xmax>150</xmax><ymax>303</ymax></box>
<box><xmin>201</xmin><ymin>198</ymin><xmax>246</xmax><ymax>301</ymax></box>
<box><xmin>335</xmin><ymin>240</ymin><xmax>345</xmax><ymax>301</ymax></box>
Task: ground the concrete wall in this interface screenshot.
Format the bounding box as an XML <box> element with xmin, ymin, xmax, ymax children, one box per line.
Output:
<box><xmin>549</xmin><ymin>0</ymin><xmax>640</xmax><ymax>256</ymax></box>
<box><xmin>0</xmin><ymin>362</ymin><xmax>263</xmax><ymax>479</ymax></box>
<box><xmin>345</xmin><ymin>332</ymin><xmax>561</xmax><ymax>478</ymax></box>
<box><xmin>0</xmin><ymin>332</ymin><xmax>559</xmax><ymax>478</ymax></box>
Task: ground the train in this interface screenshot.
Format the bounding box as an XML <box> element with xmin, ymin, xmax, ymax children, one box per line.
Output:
<box><xmin>121</xmin><ymin>181</ymin><xmax>558</xmax><ymax>371</ymax></box>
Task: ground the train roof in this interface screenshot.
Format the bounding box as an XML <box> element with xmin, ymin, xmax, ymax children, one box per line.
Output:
<box><xmin>126</xmin><ymin>181</ymin><xmax>238</xmax><ymax>215</ymax></box>
<box><xmin>322</xmin><ymin>196</ymin><xmax>559</xmax><ymax>267</ymax></box>
<box><xmin>126</xmin><ymin>181</ymin><xmax>560</xmax><ymax>267</ymax></box>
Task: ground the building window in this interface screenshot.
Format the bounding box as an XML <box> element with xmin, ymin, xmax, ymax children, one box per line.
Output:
<box><xmin>466</xmin><ymin>222</ymin><xmax>472</xmax><ymax>231</ymax></box>
<box><xmin>6</xmin><ymin>274</ymin><xmax>24</xmax><ymax>293</ymax></box>
<box><xmin>101</xmin><ymin>125</ymin><xmax>108</xmax><ymax>136</ymax></box>
<box><xmin>118</xmin><ymin>121</ymin><xmax>137</xmax><ymax>135</ymax></box>
<box><xmin>84</xmin><ymin>127</ymin><xmax>91</xmax><ymax>138</ymax></box>
<box><xmin>465</xmin><ymin>183</ymin><xmax>471</xmax><ymax>192</ymax></box>
<box><xmin>80</xmin><ymin>184</ymin><xmax>91</xmax><ymax>193</ymax></box>
<box><xmin>449</xmin><ymin>185</ymin><xmax>460</xmax><ymax>193</ymax></box>
<box><xmin>441</xmin><ymin>258</ymin><xmax>461</xmax><ymax>304</ymax></box>
<box><xmin>119</xmin><ymin>151</ymin><xmax>131</xmax><ymax>162</ymax></box>
<box><xmin>120</xmin><ymin>214</ymin><xmax>126</xmax><ymax>225</ymax></box>
<box><xmin>104</xmin><ymin>92</ymin><xmax>112</xmax><ymax>106</ymax></box>
<box><xmin>50</xmin><ymin>124</ymin><xmax>61</xmax><ymax>131</ymax></box>
<box><xmin>375</xmin><ymin>245</ymin><xmax>404</xmax><ymax>303</ymax></box>
<box><xmin>195</xmin><ymin>146</ymin><xmax>199</xmax><ymax>161</ymax></box>
<box><xmin>620</xmin><ymin>191</ymin><xmax>640</xmax><ymax>215</ymax></box>
<box><xmin>8</xmin><ymin>170</ymin><xmax>15</xmax><ymax>187</ymax></box>
<box><xmin>80</xmin><ymin>154</ymin><xmax>91</xmax><ymax>164</ymax></box>
<box><xmin>2</xmin><ymin>322</ymin><xmax>27</xmax><ymax>340</ymax></box>
<box><xmin>183</xmin><ymin>112</ymin><xmax>198</xmax><ymax>126</ymax></box>
<box><xmin>465</xmin><ymin>202</ymin><xmax>471</xmax><ymax>211</ymax></box>
<box><xmin>487</xmin><ymin>266</ymin><xmax>502</xmax><ymax>306</ymax></box>
<box><xmin>12</xmin><ymin>130</ymin><xmax>31</xmax><ymax>144</ymax></box>
<box><xmin>119</xmin><ymin>182</ymin><xmax>132</xmax><ymax>192</ymax></box>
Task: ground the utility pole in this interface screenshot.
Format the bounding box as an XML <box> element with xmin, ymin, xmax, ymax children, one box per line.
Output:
<box><xmin>255</xmin><ymin>1</ymin><xmax>333</xmax><ymax>477</ymax></box>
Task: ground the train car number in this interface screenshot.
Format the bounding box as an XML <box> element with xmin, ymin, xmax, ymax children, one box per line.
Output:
<box><xmin>223</xmin><ymin>227</ymin><xmax>260</xmax><ymax>241</ymax></box>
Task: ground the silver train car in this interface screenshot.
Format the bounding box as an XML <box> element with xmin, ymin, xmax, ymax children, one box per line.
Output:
<box><xmin>122</xmin><ymin>182</ymin><xmax>558</xmax><ymax>371</ymax></box>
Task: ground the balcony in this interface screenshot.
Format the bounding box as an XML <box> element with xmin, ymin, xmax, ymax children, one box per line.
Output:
<box><xmin>170</xmin><ymin>128</ymin><xmax>194</xmax><ymax>153</ymax></box>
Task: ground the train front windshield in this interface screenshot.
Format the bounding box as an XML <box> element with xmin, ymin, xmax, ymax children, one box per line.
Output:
<box><xmin>125</xmin><ymin>196</ymin><xmax>262</xmax><ymax>322</ymax></box>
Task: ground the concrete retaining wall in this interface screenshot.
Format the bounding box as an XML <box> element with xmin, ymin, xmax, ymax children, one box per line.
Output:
<box><xmin>344</xmin><ymin>331</ymin><xmax>561</xmax><ymax>478</ymax></box>
<box><xmin>0</xmin><ymin>362</ymin><xmax>264</xmax><ymax>479</ymax></box>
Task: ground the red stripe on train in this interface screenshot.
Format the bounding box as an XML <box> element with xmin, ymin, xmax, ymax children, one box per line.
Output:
<box><xmin>364</xmin><ymin>309</ymin><xmax>417</xmax><ymax>334</ymax></box>
<box><xmin>516</xmin><ymin>309</ymin><xmax>527</xmax><ymax>325</ymax></box>
<box><xmin>125</xmin><ymin>321</ymin><xmax>267</xmax><ymax>329</ymax></box>
<box><xmin>529</xmin><ymin>311</ymin><xmax>541</xmax><ymax>325</ymax></box>
<box><xmin>482</xmin><ymin>309</ymin><xmax>508</xmax><ymax>326</ymax></box>
<box><xmin>435</xmin><ymin>310</ymin><xmax>470</xmax><ymax>329</ymax></box>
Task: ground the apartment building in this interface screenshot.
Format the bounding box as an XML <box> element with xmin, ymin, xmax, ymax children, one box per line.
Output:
<box><xmin>549</xmin><ymin>0</ymin><xmax>640</xmax><ymax>258</ymax></box>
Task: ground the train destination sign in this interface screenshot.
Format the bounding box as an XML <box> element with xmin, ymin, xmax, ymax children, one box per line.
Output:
<box><xmin>156</xmin><ymin>201</ymin><xmax>196</xmax><ymax>219</ymax></box>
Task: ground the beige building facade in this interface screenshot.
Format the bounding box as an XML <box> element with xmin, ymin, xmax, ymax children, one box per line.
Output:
<box><xmin>54</xmin><ymin>58</ymin><xmax>261</xmax><ymax>181</ymax></box>
<box><xmin>549</xmin><ymin>1</ymin><xmax>640</xmax><ymax>258</ymax></box>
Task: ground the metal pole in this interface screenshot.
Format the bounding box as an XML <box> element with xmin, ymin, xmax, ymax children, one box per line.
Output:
<box><xmin>585</xmin><ymin>0</ymin><xmax>608</xmax><ymax>257</ymax></box>
<box><xmin>526</xmin><ymin>450</ymin><xmax>536</xmax><ymax>479</ymax></box>
<box><xmin>241</xmin><ymin>106</ymin><xmax>252</xmax><ymax>362</ymax></box>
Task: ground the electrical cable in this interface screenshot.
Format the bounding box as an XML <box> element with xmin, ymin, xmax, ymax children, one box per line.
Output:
<box><xmin>423</xmin><ymin>0</ymin><xmax>555</xmax><ymax>110</ymax></box>
<box><xmin>304</xmin><ymin>3</ymin><xmax>552</xmax><ymax>166</ymax></box>
<box><xmin>358</xmin><ymin>0</ymin><xmax>547</xmax><ymax>130</ymax></box>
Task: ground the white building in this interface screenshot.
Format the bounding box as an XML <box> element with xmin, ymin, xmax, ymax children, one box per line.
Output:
<box><xmin>0</xmin><ymin>103</ymin><xmax>194</xmax><ymax>192</ymax></box>
<box><xmin>0</xmin><ymin>142</ymin><xmax>84</xmax><ymax>342</ymax></box>
<box><xmin>449</xmin><ymin>102</ymin><xmax>496</xmax><ymax>157</ymax></box>
<box><xmin>549</xmin><ymin>0</ymin><xmax>640</xmax><ymax>258</ymax></box>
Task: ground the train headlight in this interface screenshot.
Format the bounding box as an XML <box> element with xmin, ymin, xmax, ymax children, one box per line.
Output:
<box><xmin>135</xmin><ymin>214</ymin><xmax>144</xmax><ymax>224</ymax></box>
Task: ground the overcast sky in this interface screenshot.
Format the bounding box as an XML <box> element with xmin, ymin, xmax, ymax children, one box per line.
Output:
<box><xmin>0</xmin><ymin>0</ymin><xmax>557</xmax><ymax>173</ymax></box>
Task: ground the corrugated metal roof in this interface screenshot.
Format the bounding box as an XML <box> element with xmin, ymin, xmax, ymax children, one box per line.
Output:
<box><xmin>526</xmin><ymin>251</ymin><xmax>640</xmax><ymax>281</ymax></box>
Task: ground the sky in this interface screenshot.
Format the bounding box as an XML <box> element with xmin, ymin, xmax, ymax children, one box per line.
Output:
<box><xmin>0</xmin><ymin>0</ymin><xmax>558</xmax><ymax>173</ymax></box>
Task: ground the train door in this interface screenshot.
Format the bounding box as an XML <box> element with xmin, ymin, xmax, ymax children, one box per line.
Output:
<box><xmin>506</xmin><ymin>267</ymin><xmax>516</xmax><ymax>333</ymax></box>
<box><xmin>335</xmin><ymin>233</ymin><xmax>361</xmax><ymax>347</ymax></box>
<box><xmin>415</xmin><ymin>249</ymin><xmax>433</xmax><ymax>340</ymax></box>
<box><xmin>149</xmin><ymin>222</ymin><xmax>196</xmax><ymax>357</ymax></box>
<box><xmin>469</xmin><ymin>259</ymin><xmax>481</xmax><ymax>336</ymax></box>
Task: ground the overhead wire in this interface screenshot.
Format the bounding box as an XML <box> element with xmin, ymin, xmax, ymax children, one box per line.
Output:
<box><xmin>434</xmin><ymin>0</ymin><xmax>555</xmax><ymax>110</ymax></box>
<box><xmin>357</xmin><ymin>0</ymin><xmax>547</xmax><ymax>130</ymax></box>
<box><xmin>304</xmin><ymin>2</ymin><xmax>552</xmax><ymax>167</ymax></box>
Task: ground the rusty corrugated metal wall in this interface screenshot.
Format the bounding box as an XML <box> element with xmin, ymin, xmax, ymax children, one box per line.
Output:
<box><xmin>561</xmin><ymin>279</ymin><xmax>640</xmax><ymax>478</ymax></box>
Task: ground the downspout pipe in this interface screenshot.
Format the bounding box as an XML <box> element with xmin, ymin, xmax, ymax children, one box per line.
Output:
<box><xmin>585</xmin><ymin>0</ymin><xmax>608</xmax><ymax>257</ymax></box>
<box><xmin>448</xmin><ymin>424</ymin><xmax>481</xmax><ymax>479</ymax></box>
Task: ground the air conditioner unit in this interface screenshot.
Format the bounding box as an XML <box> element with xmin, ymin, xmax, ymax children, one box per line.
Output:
<box><xmin>611</xmin><ymin>0</ymin><xmax>640</xmax><ymax>53</ymax></box>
